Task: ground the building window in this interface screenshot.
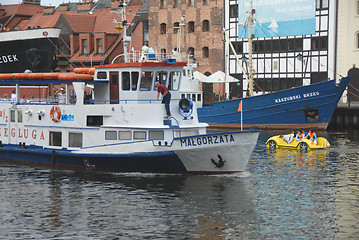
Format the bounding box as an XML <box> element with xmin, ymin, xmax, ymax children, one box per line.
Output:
<box><xmin>188</xmin><ymin>47</ymin><xmax>195</xmax><ymax>58</ymax></box>
<box><xmin>203</xmin><ymin>0</ymin><xmax>209</xmax><ymax>5</ymax></box>
<box><xmin>143</xmin><ymin>21</ymin><xmax>149</xmax><ymax>46</ymax></box>
<box><xmin>188</xmin><ymin>0</ymin><xmax>194</xmax><ymax>6</ymax></box>
<box><xmin>356</xmin><ymin>32</ymin><xmax>359</xmax><ymax>48</ymax></box>
<box><xmin>173</xmin><ymin>0</ymin><xmax>179</xmax><ymax>8</ymax></box>
<box><xmin>69</xmin><ymin>132</ymin><xmax>82</xmax><ymax>148</ymax></box>
<box><xmin>312</xmin><ymin>36</ymin><xmax>327</xmax><ymax>50</ymax></box>
<box><xmin>316</xmin><ymin>0</ymin><xmax>328</xmax><ymax>9</ymax></box>
<box><xmin>188</xmin><ymin>21</ymin><xmax>195</xmax><ymax>33</ymax></box>
<box><xmin>82</xmin><ymin>39</ymin><xmax>88</xmax><ymax>54</ymax></box>
<box><xmin>160</xmin><ymin>23</ymin><xmax>166</xmax><ymax>34</ymax></box>
<box><xmin>174</xmin><ymin>22</ymin><xmax>179</xmax><ymax>34</ymax></box>
<box><xmin>357</xmin><ymin>0</ymin><xmax>359</xmax><ymax>15</ymax></box>
<box><xmin>96</xmin><ymin>38</ymin><xmax>103</xmax><ymax>54</ymax></box>
<box><xmin>202</xmin><ymin>20</ymin><xmax>209</xmax><ymax>32</ymax></box>
<box><xmin>229</xmin><ymin>4</ymin><xmax>238</xmax><ymax>18</ymax></box>
<box><xmin>160</xmin><ymin>0</ymin><xmax>166</xmax><ymax>9</ymax></box>
<box><xmin>202</xmin><ymin>47</ymin><xmax>209</xmax><ymax>58</ymax></box>
<box><xmin>232</xmin><ymin>42</ymin><xmax>243</xmax><ymax>54</ymax></box>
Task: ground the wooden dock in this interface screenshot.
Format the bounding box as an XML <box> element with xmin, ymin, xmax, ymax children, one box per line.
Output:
<box><xmin>328</xmin><ymin>103</ymin><xmax>359</xmax><ymax>129</ymax></box>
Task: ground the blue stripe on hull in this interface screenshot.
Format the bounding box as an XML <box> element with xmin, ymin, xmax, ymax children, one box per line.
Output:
<box><xmin>0</xmin><ymin>145</ymin><xmax>187</xmax><ymax>173</ymax></box>
<box><xmin>198</xmin><ymin>77</ymin><xmax>351</xmax><ymax>129</ymax></box>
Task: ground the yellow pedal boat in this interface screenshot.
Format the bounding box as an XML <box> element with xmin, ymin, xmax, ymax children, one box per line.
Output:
<box><xmin>265</xmin><ymin>134</ymin><xmax>330</xmax><ymax>151</ymax></box>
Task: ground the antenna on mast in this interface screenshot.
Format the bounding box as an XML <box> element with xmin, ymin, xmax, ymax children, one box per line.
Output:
<box><xmin>113</xmin><ymin>0</ymin><xmax>131</xmax><ymax>63</ymax></box>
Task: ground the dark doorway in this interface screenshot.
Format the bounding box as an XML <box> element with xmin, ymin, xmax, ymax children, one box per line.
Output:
<box><xmin>110</xmin><ymin>71</ymin><xmax>119</xmax><ymax>104</ymax></box>
<box><xmin>348</xmin><ymin>67</ymin><xmax>359</xmax><ymax>103</ymax></box>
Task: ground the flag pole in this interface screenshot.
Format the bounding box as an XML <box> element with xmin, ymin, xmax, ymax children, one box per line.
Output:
<box><xmin>241</xmin><ymin>101</ymin><xmax>243</xmax><ymax>131</ymax></box>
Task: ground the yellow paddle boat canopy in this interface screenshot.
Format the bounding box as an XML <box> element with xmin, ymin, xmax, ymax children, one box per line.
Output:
<box><xmin>266</xmin><ymin>134</ymin><xmax>330</xmax><ymax>152</ymax></box>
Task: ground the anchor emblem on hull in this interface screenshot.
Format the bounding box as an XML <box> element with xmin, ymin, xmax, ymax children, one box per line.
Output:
<box><xmin>211</xmin><ymin>154</ymin><xmax>225</xmax><ymax>168</ymax></box>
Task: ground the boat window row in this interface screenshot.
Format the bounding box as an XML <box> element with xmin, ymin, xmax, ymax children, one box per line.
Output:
<box><xmin>232</xmin><ymin>37</ymin><xmax>327</xmax><ymax>54</ymax></box>
<box><xmin>97</xmin><ymin>70</ymin><xmax>181</xmax><ymax>91</ymax></box>
<box><xmin>50</xmin><ymin>131</ymin><xmax>83</xmax><ymax>148</ymax></box>
<box><xmin>105</xmin><ymin>130</ymin><xmax>164</xmax><ymax>141</ymax></box>
<box><xmin>48</xmin><ymin>129</ymin><xmax>165</xmax><ymax>148</ymax></box>
<box><xmin>181</xmin><ymin>93</ymin><xmax>201</xmax><ymax>102</ymax></box>
<box><xmin>254</xmin><ymin>78</ymin><xmax>304</xmax><ymax>92</ymax></box>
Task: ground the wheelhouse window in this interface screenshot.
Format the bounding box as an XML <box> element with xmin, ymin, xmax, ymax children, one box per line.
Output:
<box><xmin>122</xmin><ymin>71</ymin><xmax>130</xmax><ymax>91</ymax></box>
<box><xmin>155</xmin><ymin>71</ymin><xmax>168</xmax><ymax>86</ymax></box>
<box><xmin>49</xmin><ymin>131</ymin><xmax>62</xmax><ymax>147</ymax></box>
<box><xmin>131</xmin><ymin>72</ymin><xmax>139</xmax><ymax>91</ymax></box>
<box><xmin>140</xmin><ymin>71</ymin><xmax>153</xmax><ymax>91</ymax></box>
<box><xmin>168</xmin><ymin>71</ymin><xmax>181</xmax><ymax>90</ymax></box>
<box><xmin>160</xmin><ymin>23</ymin><xmax>166</xmax><ymax>34</ymax></box>
<box><xmin>105</xmin><ymin>131</ymin><xmax>117</xmax><ymax>140</ymax></box>
<box><xmin>69</xmin><ymin>132</ymin><xmax>82</xmax><ymax>148</ymax></box>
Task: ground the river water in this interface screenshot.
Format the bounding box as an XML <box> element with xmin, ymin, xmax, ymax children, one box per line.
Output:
<box><xmin>0</xmin><ymin>130</ymin><xmax>358</xmax><ymax>239</ymax></box>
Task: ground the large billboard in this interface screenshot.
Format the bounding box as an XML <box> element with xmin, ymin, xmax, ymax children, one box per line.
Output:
<box><xmin>238</xmin><ymin>0</ymin><xmax>316</xmax><ymax>38</ymax></box>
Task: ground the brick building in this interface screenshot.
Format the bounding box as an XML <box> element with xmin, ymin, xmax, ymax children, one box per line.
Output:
<box><xmin>148</xmin><ymin>0</ymin><xmax>225</xmax><ymax>103</ymax></box>
<box><xmin>0</xmin><ymin>0</ymin><xmax>147</xmax><ymax>99</ymax></box>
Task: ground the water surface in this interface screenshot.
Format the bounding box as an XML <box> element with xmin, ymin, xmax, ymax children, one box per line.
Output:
<box><xmin>0</xmin><ymin>130</ymin><xmax>358</xmax><ymax>239</ymax></box>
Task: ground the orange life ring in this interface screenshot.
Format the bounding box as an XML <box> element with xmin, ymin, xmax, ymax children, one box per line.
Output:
<box><xmin>50</xmin><ymin>106</ymin><xmax>61</xmax><ymax>122</ymax></box>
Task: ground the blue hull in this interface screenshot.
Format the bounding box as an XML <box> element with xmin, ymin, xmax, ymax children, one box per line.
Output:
<box><xmin>0</xmin><ymin>145</ymin><xmax>187</xmax><ymax>173</ymax></box>
<box><xmin>198</xmin><ymin>77</ymin><xmax>351</xmax><ymax>130</ymax></box>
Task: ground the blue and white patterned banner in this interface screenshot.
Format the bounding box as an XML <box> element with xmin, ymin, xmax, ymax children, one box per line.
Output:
<box><xmin>238</xmin><ymin>0</ymin><xmax>316</xmax><ymax>38</ymax></box>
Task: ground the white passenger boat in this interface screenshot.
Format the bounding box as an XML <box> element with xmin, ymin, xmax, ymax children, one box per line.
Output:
<box><xmin>0</xmin><ymin>49</ymin><xmax>259</xmax><ymax>174</ymax></box>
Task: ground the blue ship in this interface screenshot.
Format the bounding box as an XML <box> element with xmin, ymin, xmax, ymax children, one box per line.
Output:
<box><xmin>197</xmin><ymin>77</ymin><xmax>351</xmax><ymax>130</ymax></box>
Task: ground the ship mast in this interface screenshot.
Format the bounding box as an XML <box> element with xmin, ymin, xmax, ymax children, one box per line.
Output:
<box><xmin>247</xmin><ymin>0</ymin><xmax>254</xmax><ymax>96</ymax></box>
<box><xmin>120</xmin><ymin>1</ymin><xmax>129</xmax><ymax>63</ymax></box>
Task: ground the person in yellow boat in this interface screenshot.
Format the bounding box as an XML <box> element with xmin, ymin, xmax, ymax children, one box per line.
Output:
<box><xmin>296</xmin><ymin>130</ymin><xmax>305</xmax><ymax>141</ymax></box>
<box><xmin>306</xmin><ymin>129</ymin><xmax>317</xmax><ymax>144</ymax></box>
<box><xmin>282</xmin><ymin>130</ymin><xmax>295</xmax><ymax>143</ymax></box>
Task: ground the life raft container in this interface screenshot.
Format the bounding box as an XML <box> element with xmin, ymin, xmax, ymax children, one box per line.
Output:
<box><xmin>50</xmin><ymin>106</ymin><xmax>61</xmax><ymax>122</ymax></box>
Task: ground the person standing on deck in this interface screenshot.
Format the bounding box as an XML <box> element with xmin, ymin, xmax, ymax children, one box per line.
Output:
<box><xmin>56</xmin><ymin>87</ymin><xmax>66</xmax><ymax>104</ymax></box>
<box><xmin>155</xmin><ymin>81</ymin><xmax>171</xmax><ymax>118</ymax></box>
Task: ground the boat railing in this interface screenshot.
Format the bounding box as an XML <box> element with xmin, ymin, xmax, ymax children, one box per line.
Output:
<box><xmin>111</xmin><ymin>49</ymin><xmax>192</xmax><ymax>64</ymax></box>
<box><xmin>8</xmin><ymin>98</ymin><xmax>182</xmax><ymax>105</ymax></box>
